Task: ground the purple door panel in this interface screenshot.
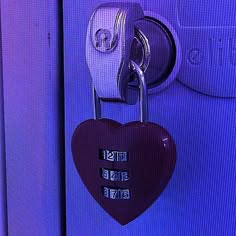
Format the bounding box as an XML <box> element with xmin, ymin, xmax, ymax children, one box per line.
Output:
<box><xmin>64</xmin><ymin>1</ymin><xmax>236</xmax><ymax>235</ymax></box>
<box><xmin>0</xmin><ymin>15</ymin><xmax>7</xmax><ymax>236</ymax></box>
<box><xmin>1</xmin><ymin>1</ymin><xmax>64</xmax><ymax>235</ymax></box>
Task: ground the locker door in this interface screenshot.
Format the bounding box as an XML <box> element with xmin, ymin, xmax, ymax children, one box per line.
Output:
<box><xmin>64</xmin><ymin>1</ymin><xmax>236</xmax><ymax>235</ymax></box>
<box><xmin>0</xmin><ymin>12</ymin><xmax>7</xmax><ymax>235</ymax></box>
<box><xmin>1</xmin><ymin>1</ymin><xmax>65</xmax><ymax>235</ymax></box>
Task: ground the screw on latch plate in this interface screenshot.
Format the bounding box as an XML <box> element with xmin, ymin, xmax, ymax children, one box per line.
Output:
<box><xmin>94</xmin><ymin>29</ymin><xmax>117</xmax><ymax>52</ymax></box>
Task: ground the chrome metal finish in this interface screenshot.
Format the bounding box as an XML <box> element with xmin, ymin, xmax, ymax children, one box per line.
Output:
<box><xmin>87</xmin><ymin>4</ymin><xmax>179</xmax><ymax>104</ymax></box>
<box><xmin>91</xmin><ymin>9</ymin><xmax>120</xmax><ymax>53</ymax></box>
<box><xmin>93</xmin><ymin>61</ymin><xmax>148</xmax><ymax>123</ymax></box>
<box><xmin>93</xmin><ymin>86</ymin><xmax>101</xmax><ymax>120</ymax></box>
<box><xmin>94</xmin><ymin>28</ymin><xmax>117</xmax><ymax>52</ymax></box>
<box><xmin>130</xmin><ymin>17</ymin><xmax>177</xmax><ymax>89</ymax></box>
<box><xmin>131</xmin><ymin>28</ymin><xmax>151</xmax><ymax>72</ymax></box>
<box><xmin>86</xmin><ymin>3</ymin><xmax>144</xmax><ymax>104</ymax></box>
<box><xmin>130</xmin><ymin>60</ymin><xmax>148</xmax><ymax>123</ymax></box>
<box><xmin>103</xmin><ymin>187</ymin><xmax>130</xmax><ymax>200</ymax></box>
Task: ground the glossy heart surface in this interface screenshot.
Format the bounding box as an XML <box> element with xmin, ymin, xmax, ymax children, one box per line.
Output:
<box><xmin>71</xmin><ymin>119</ymin><xmax>176</xmax><ymax>225</ymax></box>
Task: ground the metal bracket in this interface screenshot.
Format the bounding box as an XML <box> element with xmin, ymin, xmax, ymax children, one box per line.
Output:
<box><xmin>86</xmin><ymin>3</ymin><xmax>144</xmax><ymax>104</ymax></box>
<box><xmin>86</xmin><ymin>3</ymin><xmax>179</xmax><ymax>104</ymax></box>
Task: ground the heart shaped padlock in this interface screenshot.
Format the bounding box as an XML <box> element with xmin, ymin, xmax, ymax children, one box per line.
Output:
<box><xmin>71</xmin><ymin>61</ymin><xmax>176</xmax><ymax>225</ymax></box>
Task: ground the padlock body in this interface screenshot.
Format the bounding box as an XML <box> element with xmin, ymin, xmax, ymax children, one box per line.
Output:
<box><xmin>71</xmin><ymin>118</ymin><xmax>176</xmax><ymax>225</ymax></box>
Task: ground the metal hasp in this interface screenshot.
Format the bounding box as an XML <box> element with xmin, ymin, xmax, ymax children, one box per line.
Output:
<box><xmin>86</xmin><ymin>2</ymin><xmax>178</xmax><ymax>104</ymax></box>
<box><xmin>86</xmin><ymin>3</ymin><xmax>144</xmax><ymax>104</ymax></box>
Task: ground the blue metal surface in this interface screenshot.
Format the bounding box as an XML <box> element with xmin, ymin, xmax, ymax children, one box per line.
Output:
<box><xmin>1</xmin><ymin>1</ymin><xmax>63</xmax><ymax>235</ymax></box>
<box><xmin>64</xmin><ymin>1</ymin><xmax>236</xmax><ymax>235</ymax></box>
<box><xmin>0</xmin><ymin>14</ymin><xmax>7</xmax><ymax>235</ymax></box>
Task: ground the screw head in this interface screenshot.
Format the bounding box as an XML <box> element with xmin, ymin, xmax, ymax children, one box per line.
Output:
<box><xmin>94</xmin><ymin>29</ymin><xmax>118</xmax><ymax>53</ymax></box>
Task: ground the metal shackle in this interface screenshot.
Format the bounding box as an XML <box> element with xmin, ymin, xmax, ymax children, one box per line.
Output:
<box><xmin>93</xmin><ymin>60</ymin><xmax>148</xmax><ymax>123</ymax></box>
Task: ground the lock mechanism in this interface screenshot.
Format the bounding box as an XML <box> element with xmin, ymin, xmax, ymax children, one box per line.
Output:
<box><xmin>72</xmin><ymin>59</ymin><xmax>177</xmax><ymax>224</ymax></box>
<box><xmin>86</xmin><ymin>2</ymin><xmax>180</xmax><ymax>104</ymax></box>
<box><xmin>93</xmin><ymin>60</ymin><xmax>148</xmax><ymax>122</ymax></box>
<box><xmin>73</xmin><ymin>3</ymin><xmax>178</xmax><ymax>224</ymax></box>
